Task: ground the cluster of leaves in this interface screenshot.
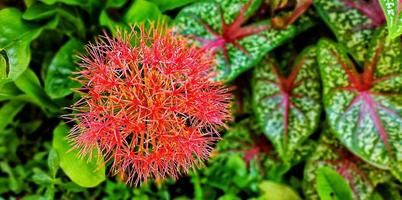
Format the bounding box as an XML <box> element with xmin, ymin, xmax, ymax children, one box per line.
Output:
<box><xmin>0</xmin><ymin>0</ymin><xmax>401</xmax><ymax>199</ymax></box>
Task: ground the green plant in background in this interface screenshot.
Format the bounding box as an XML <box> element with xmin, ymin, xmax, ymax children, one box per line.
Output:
<box><xmin>0</xmin><ymin>0</ymin><xmax>401</xmax><ymax>199</ymax></box>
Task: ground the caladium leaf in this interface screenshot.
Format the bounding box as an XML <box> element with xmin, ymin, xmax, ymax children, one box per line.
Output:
<box><xmin>313</xmin><ymin>0</ymin><xmax>385</xmax><ymax>62</ymax></box>
<box><xmin>317</xmin><ymin>28</ymin><xmax>402</xmax><ymax>181</ymax></box>
<box><xmin>303</xmin><ymin>131</ymin><xmax>391</xmax><ymax>200</ymax></box>
<box><xmin>252</xmin><ymin>46</ymin><xmax>321</xmax><ymax>161</ymax></box>
<box><xmin>379</xmin><ymin>0</ymin><xmax>402</xmax><ymax>39</ymax></box>
<box><xmin>174</xmin><ymin>0</ymin><xmax>314</xmax><ymax>81</ymax></box>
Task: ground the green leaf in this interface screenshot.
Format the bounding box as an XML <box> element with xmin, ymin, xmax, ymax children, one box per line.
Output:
<box><xmin>124</xmin><ymin>0</ymin><xmax>168</xmax><ymax>24</ymax></box>
<box><xmin>0</xmin><ymin>8</ymin><xmax>42</xmax><ymax>83</ymax></box>
<box><xmin>316</xmin><ymin>167</ymin><xmax>354</xmax><ymax>200</ymax></box>
<box><xmin>48</xmin><ymin>149</ymin><xmax>60</xmax><ymax>178</ymax></box>
<box><xmin>313</xmin><ymin>0</ymin><xmax>377</xmax><ymax>62</ymax></box>
<box><xmin>257</xmin><ymin>181</ymin><xmax>301</xmax><ymax>200</ymax></box>
<box><xmin>23</xmin><ymin>3</ymin><xmax>57</xmax><ymax>20</ymax></box>
<box><xmin>45</xmin><ymin>39</ymin><xmax>83</xmax><ymax>99</ymax></box>
<box><xmin>303</xmin><ymin>131</ymin><xmax>391</xmax><ymax>200</ymax></box>
<box><xmin>15</xmin><ymin>68</ymin><xmax>60</xmax><ymax>114</ymax></box>
<box><xmin>42</xmin><ymin>0</ymin><xmax>89</xmax><ymax>6</ymax></box>
<box><xmin>52</xmin><ymin>123</ymin><xmax>106</xmax><ymax>188</ymax></box>
<box><xmin>0</xmin><ymin>54</ymin><xmax>6</xmax><ymax>81</ymax></box>
<box><xmin>252</xmin><ymin>46</ymin><xmax>321</xmax><ymax>161</ymax></box>
<box><xmin>148</xmin><ymin>0</ymin><xmax>196</xmax><ymax>12</ymax></box>
<box><xmin>317</xmin><ymin>28</ymin><xmax>402</xmax><ymax>181</ymax></box>
<box><xmin>106</xmin><ymin>0</ymin><xmax>127</xmax><ymax>8</ymax></box>
<box><xmin>174</xmin><ymin>0</ymin><xmax>314</xmax><ymax>81</ymax></box>
<box><xmin>379</xmin><ymin>0</ymin><xmax>402</xmax><ymax>39</ymax></box>
<box><xmin>99</xmin><ymin>10</ymin><xmax>126</xmax><ymax>35</ymax></box>
<box><xmin>0</xmin><ymin>101</ymin><xmax>25</xmax><ymax>131</ymax></box>
<box><xmin>32</xmin><ymin>168</ymin><xmax>53</xmax><ymax>186</ymax></box>
<box><xmin>0</xmin><ymin>162</ymin><xmax>22</xmax><ymax>193</ymax></box>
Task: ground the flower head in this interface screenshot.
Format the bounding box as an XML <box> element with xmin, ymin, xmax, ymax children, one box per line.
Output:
<box><xmin>67</xmin><ymin>23</ymin><xmax>232</xmax><ymax>185</ymax></box>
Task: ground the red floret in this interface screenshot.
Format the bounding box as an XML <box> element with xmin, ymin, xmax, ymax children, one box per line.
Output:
<box><xmin>66</xmin><ymin>23</ymin><xmax>232</xmax><ymax>186</ymax></box>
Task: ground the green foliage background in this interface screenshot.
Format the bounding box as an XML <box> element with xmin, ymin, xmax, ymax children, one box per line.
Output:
<box><xmin>0</xmin><ymin>0</ymin><xmax>401</xmax><ymax>200</ymax></box>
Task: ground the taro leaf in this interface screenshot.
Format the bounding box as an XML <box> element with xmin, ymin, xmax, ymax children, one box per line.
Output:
<box><xmin>379</xmin><ymin>0</ymin><xmax>402</xmax><ymax>39</ymax></box>
<box><xmin>313</xmin><ymin>0</ymin><xmax>382</xmax><ymax>62</ymax></box>
<box><xmin>174</xmin><ymin>0</ymin><xmax>314</xmax><ymax>81</ymax></box>
<box><xmin>252</xmin><ymin>46</ymin><xmax>321</xmax><ymax>161</ymax></box>
<box><xmin>0</xmin><ymin>8</ymin><xmax>42</xmax><ymax>84</ymax></box>
<box><xmin>15</xmin><ymin>68</ymin><xmax>60</xmax><ymax>114</ymax></box>
<box><xmin>316</xmin><ymin>167</ymin><xmax>354</xmax><ymax>200</ymax></box>
<box><xmin>303</xmin><ymin>131</ymin><xmax>391</xmax><ymax>200</ymax></box>
<box><xmin>317</xmin><ymin>28</ymin><xmax>402</xmax><ymax>181</ymax></box>
<box><xmin>52</xmin><ymin>122</ymin><xmax>106</xmax><ymax>188</ymax></box>
<box><xmin>45</xmin><ymin>38</ymin><xmax>83</xmax><ymax>99</ymax></box>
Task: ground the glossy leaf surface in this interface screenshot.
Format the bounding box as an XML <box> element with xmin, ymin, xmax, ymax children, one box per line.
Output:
<box><xmin>379</xmin><ymin>0</ymin><xmax>402</xmax><ymax>39</ymax></box>
<box><xmin>52</xmin><ymin>123</ymin><xmax>106</xmax><ymax>188</ymax></box>
<box><xmin>317</xmin><ymin>29</ymin><xmax>402</xmax><ymax>180</ymax></box>
<box><xmin>253</xmin><ymin>46</ymin><xmax>321</xmax><ymax>161</ymax></box>
<box><xmin>175</xmin><ymin>0</ymin><xmax>314</xmax><ymax>81</ymax></box>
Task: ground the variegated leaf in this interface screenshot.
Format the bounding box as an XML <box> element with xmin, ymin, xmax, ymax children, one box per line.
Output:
<box><xmin>174</xmin><ymin>0</ymin><xmax>314</xmax><ymax>81</ymax></box>
<box><xmin>379</xmin><ymin>0</ymin><xmax>402</xmax><ymax>39</ymax></box>
<box><xmin>252</xmin><ymin>46</ymin><xmax>321</xmax><ymax>161</ymax></box>
<box><xmin>317</xmin><ymin>28</ymin><xmax>402</xmax><ymax>181</ymax></box>
<box><xmin>303</xmin><ymin>130</ymin><xmax>391</xmax><ymax>200</ymax></box>
<box><xmin>313</xmin><ymin>0</ymin><xmax>384</xmax><ymax>62</ymax></box>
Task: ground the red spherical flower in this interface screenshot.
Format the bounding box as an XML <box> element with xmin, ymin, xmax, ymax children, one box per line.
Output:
<box><xmin>67</xmin><ymin>23</ymin><xmax>232</xmax><ymax>185</ymax></box>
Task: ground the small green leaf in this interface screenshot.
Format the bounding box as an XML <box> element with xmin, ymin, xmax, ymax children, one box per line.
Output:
<box><xmin>258</xmin><ymin>181</ymin><xmax>301</xmax><ymax>200</ymax></box>
<box><xmin>316</xmin><ymin>167</ymin><xmax>354</xmax><ymax>200</ymax></box>
<box><xmin>48</xmin><ymin>149</ymin><xmax>60</xmax><ymax>178</ymax></box>
<box><xmin>15</xmin><ymin>68</ymin><xmax>60</xmax><ymax>114</ymax></box>
<box><xmin>252</xmin><ymin>46</ymin><xmax>321</xmax><ymax>161</ymax></box>
<box><xmin>52</xmin><ymin>123</ymin><xmax>106</xmax><ymax>188</ymax></box>
<box><xmin>0</xmin><ymin>8</ymin><xmax>42</xmax><ymax>83</ymax></box>
<box><xmin>0</xmin><ymin>162</ymin><xmax>22</xmax><ymax>193</ymax></box>
<box><xmin>379</xmin><ymin>0</ymin><xmax>402</xmax><ymax>39</ymax></box>
<box><xmin>45</xmin><ymin>38</ymin><xmax>83</xmax><ymax>99</ymax></box>
<box><xmin>0</xmin><ymin>54</ymin><xmax>6</xmax><ymax>82</ymax></box>
<box><xmin>44</xmin><ymin>185</ymin><xmax>56</xmax><ymax>200</ymax></box>
<box><xmin>0</xmin><ymin>100</ymin><xmax>25</xmax><ymax>131</ymax></box>
<box><xmin>32</xmin><ymin>168</ymin><xmax>53</xmax><ymax>186</ymax></box>
<box><xmin>303</xmin><ymin>131</ymin><xmax>391</xmax><ymax>200</ymax></box>
<box><xmin>124</xmin><ymin>0</ymin><xmax>168</xmax><ymax>24</ymax></box>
